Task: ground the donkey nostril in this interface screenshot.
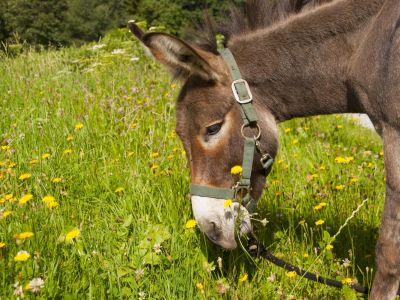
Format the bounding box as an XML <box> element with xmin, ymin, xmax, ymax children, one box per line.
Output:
<box><xmin>207</xmin><ymin>221</ymin><xmax>222</xmax><ymax>241</ymax></box>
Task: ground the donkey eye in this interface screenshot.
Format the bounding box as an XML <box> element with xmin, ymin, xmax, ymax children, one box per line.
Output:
<box><xmin>205</xmin><ymin>122</ymin><xmax>223</xmax><ymax>136</ymax></box>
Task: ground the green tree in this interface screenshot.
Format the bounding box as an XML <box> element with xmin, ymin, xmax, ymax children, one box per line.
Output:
<box><xmin>5</xmin><ymin>0</ymin><xmax>69</xmax><ymax>45</ymax></box>
<box><xmin>134</xmin><ymin>0</ymin><xmax>245</xmax><ymax>36</ymax></box>
<box><xmin>0</xmin><ymin>0</ymin><xmax>10</xmax><ymax>42</ymax></box>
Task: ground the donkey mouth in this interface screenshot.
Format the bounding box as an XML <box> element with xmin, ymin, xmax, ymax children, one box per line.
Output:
<box><xmin>191</xmin><ymin>196</ymin><xmax>252</xmax><ymax>250</ymax></box>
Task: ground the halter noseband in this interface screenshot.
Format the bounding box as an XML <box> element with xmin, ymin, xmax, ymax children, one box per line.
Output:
<box><xmin>189</xmin><ymin>48</ymin><xmax>274</xmax><ymax>214</ymax></box>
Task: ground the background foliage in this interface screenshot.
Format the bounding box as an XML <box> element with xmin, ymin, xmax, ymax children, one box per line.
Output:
<box><xmin>0</xmin><ymin>0</ymin><xmax>243</xmax><ymax>47</ymax></box>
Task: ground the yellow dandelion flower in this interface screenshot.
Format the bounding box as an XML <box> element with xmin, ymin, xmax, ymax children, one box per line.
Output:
<box><xmin>66</xmin><ymin>135</ymin><xmax>74</xmax><ymax>142</ymax></box>
<box><xmin>1</xmin><ymin>145</ymin><xmax>10</xmax><ymax>151</ymax></box>
<box><xmin>167</xmin><ymin>154</ymin><xmax>174</xmax><ymax>160</ymax></box>
<box><xmin>284</xmin><ymin>128</ymin><xmax>291</xmax><ymax>133</ymax></box>
<box><xmin>303</xmin><ymin>253</ymin><xmax>309</xmax><ymax>258</ymax></box>
<box><xmin>63</xmin><ymin>149</ymin><xmax>72</xmax><ymax>156</ymax></box>
<box><xmin>230</xmin><ymin>165</ymin><xmax>243</xmax><ymax>175</ymax></box>
<box><xmin>335</xmin><ymin>115</ymin><xmax>342</xmax><ymax>119</ymax></box>
<box><xmin>8</xmin><ymin>161</ymin><xmax>16</xmax><ymax>168</ymax></box>
<box><xmin>130</xmin><ymin>123</ymin><xmax>137</xmax><ymax>129</ymax></box>
<box><xmin>286</xmin><ymin>271</ymin><xmax>297</xmax><ymax>278</ymax></box>
<box><xmin>14</xmin><ymin>250</ymin><xmax>30</xmax><ymax>262</ymax></box>
<box><xmin>304</xmin><ymin>126</ymin><xmax>310</xmax><ymax>131</ymax></box>
<box><xmin>326</xmin><ymin>244</ymin><xmax>334</xmax><ymax>250</ymax></box>
<box><xmin>275</xmin><ymin>191</ymin><xmax>282</xmax><ymax>196</ymax></box>
<box><xmin>74</xmin><ymin>123</ymin><xmax>84</xmax><ymax>130</ymax></box>
<box><xmin>29</xmin><ymin>159</ymin><xmax>38</xmax><ymax>165</ymax></box>
<box><xmin>65</xmin><ymin>229</ymin><xmax>80</xmax><ymax>241</ymax></box>
<box><xmin>46</xmin><ymin>201</ymin><xmax>59</xmax><ymax>209</ymax></box>
<box><xmin>128</xmin><ymin>151</ymin><xmax>135</xmax><ymax>157</ymax></box>
<box><xmin>238</xmin><ymin>274</ymin><xmax>248</xmax><ymax>282</ymax></box>
<box><xmin>336</xmin><ymin>125</ymin><xmax>343</xmax><ymax>129</ymax></box>
<box><xmin>368</xmin><ymin>162</ymin><xmax>374</xmax><ymax>168</ymax></box>
<box><xmin>0</xmin><ymin>242</ymin><xmax>5</xmax><ymax>248</ymax></box>
<box><xmin>196</xmin><ymin>283</ymin><xmax>204</xmax><ymax>290</ymax></box>
<box><xmin>379</xmin><ymin>151</ymin><xmax>384</xmax><ymax>156</ymax></box>
<box><xmin>52</xmin><ymin>177</ymin><xmax>62</xmax><ymax>183</ymax></box>
<box><xmin>335</xmin><ymin>185</ymin><xmax>345</xmax><ymax>190</ymax></box>
<box><xmin>5</xmin><ymin>194</ymin><xmax>14</xmax><ymax>201</ymax></box>
<box><xmin>41</xmin><ymin>153</ymin><xmax>50</xmax><ymax>159</ymax></box>
<box><xmin>272</xmin><ymin>180</ymin><xmax>280</xmax><ymax>185</ymax></box>
<box><xmin>342</xmin><ymin>278</ymin><xmax>353</xmax><ymax>284</ymax></box>
<box><xmin>319</xmin><ymin>202</ymin><xmax>327</xmax><ymax>207</ymax></box>
<box><xmin>335</xmin><ymin>156</ymin><xmax>354</xmax><ymax>164</ymax></box>
<box><xmin>277</xmin><ymin>159</ymin><xmax>284</xmax><ymax>164</ymax></box>
<box><xmin>14</xmin><ymin>232</ymin><xmax>34</xmax><ymax>240</ymax></box>
<box><xmin>150</xmin><ymin>164</ymin><xmax>159</xmax><ymax>171</ymax></box>
<box><xmin>315</xmin><ymin>219</ymin><xmax>325</xmax><ymax>226</ymax></box>
<box><xmin>223</xmin><ymin>199</ymin><xmax>233</xmax><ymax>208</ymax></box>
<box><xmin>150</xmin><ymin>152</ymin><xmax>159</xmax><ymax>158</ymax></box>
<box><xmin>2</xmin><ymin>211</ymin><xmax>12</xmax><ymax>218</ymax></box>
<box><xmin>350</xmin><ymin>177</ymin><xmax>358</xmax><ymax>183</ymax></box>
<box><xmin>185</xmin><ymin>219</ymin><xmax>197</xmax><ymax>229</ymax></box>
<box><xmin>313</xmin><ymin>204</ymin><xmax>323</xmax><ymax>210</ymax></box>
<box><xmin>298</xmin><ymin>219</ymin><xmax>306</xmax><ymax>225</ymax></box>
<box><xmin>42</xmin><ymin>195</ymin><xmax>55</xmax><ymax>203</ymax></box>
<box><xmin>114</xmin><ymin>187</ymin><xmax>124</xmax><ymax>193</ymax></box>
<box><xmin>291</xmin><ymin>139</ymin><xmax>299</xmax><ymax>145</ymax></box>
<box><xmin>19</xmin><ymin>173</ymin><xmax>31</xmax><ymax>181</ymax></box>
<box><xmin>19</xmin><ymin>194</ymin><xmax>33</xmax><ymax>205</ymax></box>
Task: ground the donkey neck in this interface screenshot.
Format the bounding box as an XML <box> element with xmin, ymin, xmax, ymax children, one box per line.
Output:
<box><xmin>228</xmin><ymin>0</ymin><xmax>385</xmax><ymax>122</ymax></box>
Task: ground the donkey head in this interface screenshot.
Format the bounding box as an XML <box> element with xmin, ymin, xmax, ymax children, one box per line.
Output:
<box><xmin>129</xmin><ymin>22</ymin><xmax>278</xmax><ymax>249</ymax></box>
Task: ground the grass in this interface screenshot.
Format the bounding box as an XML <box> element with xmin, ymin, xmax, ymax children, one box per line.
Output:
<box><xmin>0</xmin><ymin>29</ymin><xmax>387</xmax><ymax>299</ymax></box>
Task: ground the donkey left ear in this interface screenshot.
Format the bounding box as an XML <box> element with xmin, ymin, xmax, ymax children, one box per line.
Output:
<box><xmin>128</xmin><ymin>21</ymin><xmax>220</xmax><ymax>81</ymax></box>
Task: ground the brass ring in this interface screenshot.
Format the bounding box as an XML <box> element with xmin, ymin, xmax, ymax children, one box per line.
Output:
<box><xmin>241</xmin><ymin>123</ymin><xmax>261</xmax><ymax>140</ymax></box>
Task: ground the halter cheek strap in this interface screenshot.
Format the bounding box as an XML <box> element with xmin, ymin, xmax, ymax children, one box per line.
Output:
<box><xmin>189</xmin><ymin>48</ymin><xmax>274</xmax><ymax>214</ymax></box>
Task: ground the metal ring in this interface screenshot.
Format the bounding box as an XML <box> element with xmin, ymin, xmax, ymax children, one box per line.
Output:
<box><xmin>234</xmin><ymin>186</ymin><xmax>250</xmax><ymax>201</ymax></box>
<box><xmin>241</xmin><ymin>123</ymin><xmax>261</xmax><ymax>140</ymax></box>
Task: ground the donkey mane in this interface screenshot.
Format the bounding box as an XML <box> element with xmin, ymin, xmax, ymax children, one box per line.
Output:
<box><xmin>191</xmin><ymin>0</ymin><xmax>333</xmax><ymax>53</ymax></box>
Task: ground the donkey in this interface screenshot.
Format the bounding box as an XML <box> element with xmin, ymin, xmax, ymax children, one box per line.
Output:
<box><xmin>129</xmin><ymin>0</ymin><xmax>400</xmax><ymax>298</ymax></box>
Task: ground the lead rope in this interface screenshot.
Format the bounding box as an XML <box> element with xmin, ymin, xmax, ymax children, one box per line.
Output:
<box><xmin>246</xmin><ymin>237</ymin><xmax>376</xmax><ymax>295</ymax></box>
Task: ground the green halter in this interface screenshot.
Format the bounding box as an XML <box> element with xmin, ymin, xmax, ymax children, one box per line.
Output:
<box><xmin>189</xmin><ymin>48</ymin><xmax>274</xmax><ymax>213</ymax></box>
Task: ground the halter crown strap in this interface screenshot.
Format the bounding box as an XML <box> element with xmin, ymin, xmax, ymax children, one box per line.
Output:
<box><xmin>217</xmin><ymin>48</ymin><xmax>258</xmax><ymax>125</ymax></box>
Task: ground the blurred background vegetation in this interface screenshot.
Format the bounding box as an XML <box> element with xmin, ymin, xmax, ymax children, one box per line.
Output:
<box><xmin>0</xmin><ymin>0</ymin><xmax>244</xmax><ymax>48</ymax></box>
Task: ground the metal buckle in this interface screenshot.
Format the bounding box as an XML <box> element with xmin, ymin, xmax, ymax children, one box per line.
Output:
<box><xmin>232</xmin><ymin>79</ymin><xmax>253</xmax><ymax>104</ymax></box>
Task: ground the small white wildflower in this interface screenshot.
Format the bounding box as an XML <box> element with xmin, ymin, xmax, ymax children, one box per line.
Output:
<box><xmin>149</xmin><ymin>26</ymin><xmax>157</xmax><ymax>31</ymax></box>
<box><xmin>13</xmin><ymin>282</ymin><xmax>24</xmax><ymax>297</ymax></box>
<box><xmin>131</xmin><ymin>57</ymin><xmax>140</xmax><ymax>62</ymax></box>
<box><xmin>138</xmin><ymin>291</ymin><xmax>146</xmax><ymax>300</ymax></box>
<box><xmin>342</xmin><ymin>258</ymin><xmax>351</xmax><ymax>268</ymax></box>
<box><xmin>29</xmin><ymin>277</ymin><xmax>44</xmax><ymax>293</ymax></box>
<box><xmin>135</xmin><ymin>269</ymin><xmax>145</xmax><ymax>280</ymax></box>
<box><xmin>261</xmin><ymin>218</ymin><xmax>269</xmax><ymax>226</ymax></box>
<box><xmin>91</xmin><ymin>44</ymin><xmax>106</xmax><ymax>51</ymax></box>
<box><xmin>267</xmin><ymin>272</ymin><xmax>276</xmax><ymax>282</ymax></box>
<box><xmin>111</xmin><ymin>49</ymin><xmax>125</xmax><ymax>55</ymax></box>
<box><xmin>153</xmin><ymin>243</ymin><xmax>162</xmax><ymax>254</ymax></box>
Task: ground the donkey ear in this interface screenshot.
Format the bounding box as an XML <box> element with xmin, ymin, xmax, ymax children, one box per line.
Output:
<box><xmin>128</xmin><ymin>21</ymin><xmax>219</xmax><ymax>81</ymax></box>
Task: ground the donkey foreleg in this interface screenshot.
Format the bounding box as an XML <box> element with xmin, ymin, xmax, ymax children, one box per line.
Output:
<box><xmin>370</xmin><ymin>124</ymin><xmax>400</xmax><ymax>300</ymax></box>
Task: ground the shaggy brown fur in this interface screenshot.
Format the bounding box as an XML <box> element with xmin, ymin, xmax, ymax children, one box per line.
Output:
<box><xmin>129</xmin><ymin>0</ymin><xmax>400</xmax><ymax>298</ymax></box>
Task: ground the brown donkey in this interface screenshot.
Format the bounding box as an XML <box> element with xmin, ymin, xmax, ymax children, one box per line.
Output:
<box><xmin>129</xmin><ymin>0</ymin><xmax>400</xmax><ymax>298</ymax></box>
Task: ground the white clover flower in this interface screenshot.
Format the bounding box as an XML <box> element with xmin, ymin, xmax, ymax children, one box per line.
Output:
<box><xmin>28</xmin><ymin>278</ymin><xmax>44</xmax><ymax>293</ymax></box>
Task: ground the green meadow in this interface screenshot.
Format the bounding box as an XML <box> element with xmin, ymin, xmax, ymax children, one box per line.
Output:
<box><xmin>0</xmin><ymin>29</ymin><xmax>386</xmax><ymax>299</ymax></box>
